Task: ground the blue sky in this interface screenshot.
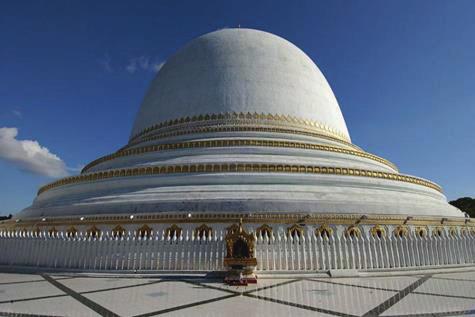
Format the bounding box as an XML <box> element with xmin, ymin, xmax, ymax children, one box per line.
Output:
<box><xmin>0</xmin><ymin>0</ymin><xmax>474</xmax><ymax>215</ymax></box>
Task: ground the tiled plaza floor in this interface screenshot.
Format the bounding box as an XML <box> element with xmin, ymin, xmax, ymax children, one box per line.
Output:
<box><xmin>1</xmin><ymin>270</ymin><xmax>475</xmax><ymax>316</ymax></box>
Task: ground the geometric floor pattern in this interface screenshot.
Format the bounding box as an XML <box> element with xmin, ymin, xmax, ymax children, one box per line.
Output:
<box><xmin>1</xmin><ymin>270</ymin><xmax>475</xmax><ymax>316</ymax></box>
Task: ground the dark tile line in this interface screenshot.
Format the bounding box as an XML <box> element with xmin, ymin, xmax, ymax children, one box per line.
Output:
<box><xmin>244</xmin><ymin>293</ymin><xmax>357</xmax><ymax>317</ymax></box>
<box><xmin>244</xmin><ymin>279</ymin><xmax>302</xmax><ymax>294</ymax></box>
<box><xmin>146</xmin><ymin>279</ymin><xmax>318</xmax><ymax>316</ymax></box>
<box><xmin>180</xmin><ymin>280</ymin><xmax>240</xmax><ymax>295</ymax></box>
<box><xmin>0</xmin><ymin>312</ymin><xmax>62</xmax><ymax>317</ymax></box>
<box><xmin>412</xmin><ymin>290</ymin><xmax>475</xmax><ymax>300</ymax></box>
<box><xmin>81</xmin><ymin>279</ymin><xmax>169</xmax><ymax>295</ymax></box>
<box><xmin>132</xmin><ymin>294</ymin><xmax>239</xmax><ymax>317</ymax></box>
<box><xmin>0</xmin><ymin>279</ymin><xmax>169</xmax><ymax>305</ymax></box>
<box><xmin>307</xmin><ymin>278</ymin><xmax>399</xmax><ymax>293</ymax></box>
<box><xmin>48</xmin><ymin>275</ymin><xmax>149</xmax><ymax>280</ymax></box>
<box><xmin>41</xmin><ymin>274</ymin><xmax>120</xmax><ymax>317</ymax></box>
<box><xmin>181</xmin><ymin>278</ymin><xmax>302</xmax><ymax>296</ymax></box>
<box><xmin>383</xmin><ymin>308</ymin><xmax>475</xmax><ymax>317</ymax></box>
<box><xmin>0</xmin><ymin>295</ymin><xmax>69</xmax><ymax>305</ymax></box>
<box><xmin>48</xmin><ymin>274</ymin><xmax>201</xmax><ymax>279</ymax></box>
<box><xmin>361</xmin><ymin>275</ymin><xmax>431</xmax><ymax>317</ymax></box>
<box><xmin>0</xmin><ymin>277</ymin><xmax>74</xmax><ymax>286</ymax></box>
<box><xmin>431</xmin><ymin>276</ymin><xmax>475</xmax><ymax>283</ymax></box>
<box><xmin>0</xmin><ymin>279</ymin><xmax>45</xmax><ymax>286</ymax></box>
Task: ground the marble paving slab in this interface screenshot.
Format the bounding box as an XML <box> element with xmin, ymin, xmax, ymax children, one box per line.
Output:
<box><xmin>432</xmin><ymin>270</ymin><xmax>475</xmax><ymax>281</ymax></box>
<box><xmin>59</xmin><ymin>276</ymin><xmax>158</xmax><ymax>294</ymax></box>
<box><xmin>311</xmin><ymin>275</ymin><xmax>419</xmax><ymax>291</ymax></box>
<box><xmin>415</xmin><ymin>277</ymin><xmax>475</xmax><ymax>298</ymax></box>
<box><xmin>0</xmin><ymin>273</ymin><xmax>45</xmax><ymax>284</ymax></box>
<box><xmin>0</xmin><ymin>279</ymin><xmax>65</xmax><ymax>303</ymax></box>
<box><xmin>1</xmin><ymin>270</ymin><xmax>475</xmax><ymax>316</ymax></box>
<box><xmin>165</xmin><ymin>294</ymin><xmax>336</xmax><ymax>317</ymax></box>
<box><xmin>381</xmin><ymin>293</ymin><xmax>475</xmax><ymax>316</ymax></box>
<box><xmin>0</xmin><ymin>295</ymin><xmax>100</xmax><ymax>317</ymax></box>
<box><xmin>82</xmin><ymin>280</ymin><xmax>232</xmax><ymax>316</ymax></box>
<box><xmin>251</xmin><ymin>279</ymin><xmax>397</xmax><ymax>316</ymax></box>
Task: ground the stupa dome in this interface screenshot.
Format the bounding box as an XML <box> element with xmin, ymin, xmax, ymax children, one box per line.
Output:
<box><xmin>131</xmin><ymin>28</ymin><xmax>350</xmax><ymax>142</ymax></box>
<box><xmin>14</xmin><ymin>28</ymin><xmax>462</xmax><ymax>221</ymax></box>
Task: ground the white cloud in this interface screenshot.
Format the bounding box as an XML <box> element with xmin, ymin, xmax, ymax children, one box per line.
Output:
<box><xmin>98</xmin><ymin>54</ymin><xmax>113</xmax><ymax>72</ymax></box>
<box><xmin>12</xmin><ymin>110</ymin><xmax>22</xmax><ymax>118</ymax></box>
<box><xmin>0</xmin><ymin>127</ymin><xmax>69</xmax><ymax>178</ymax></box>
<box><xmin>152</xmin><ymin>61</ymin><xmax>165</xmax><ymax>72</ymax></box>
<box><xmin>67</xmin><ymin>164</ymin><xmax>85</xmax><ymax>173</ymax></box>
<box><xmin>125</xmin><ymin>60</ymin><xmax>137</xmax><ymax>73</ymax></box>
<box><xmin>126</xmin><ymin>56</ymin><xmax>163</xmax><ymax>74</ymax></box>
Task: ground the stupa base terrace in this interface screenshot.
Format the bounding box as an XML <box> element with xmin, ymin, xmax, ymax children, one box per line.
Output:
<box><xmin>1</xmin><ymin>212</ymin><xmax>474</xmax><ymax>275</ymax></box>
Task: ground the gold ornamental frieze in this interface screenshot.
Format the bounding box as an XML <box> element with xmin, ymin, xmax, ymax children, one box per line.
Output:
<box><xmin>129</xmin><ymin>112</ymin><xmax>351</xmax><ymax>144</ymax></box>
<box><xmin>39</xmin><ymin>163</ymin><xmax>441</xmax><ymax>196</ymax></box>
<box><xmin>81</xmin><ymin>139</ymin><xmax>397</xmax><ymax>173</ymax></box>
<box><xmin>123</xmin><ymin>124</ymin><xmax>359</xmax><ymax>153</ymax></box>
<box><xmin>1</xmin><ymin>215</ymin><xmax>472</xmax><ymax>234</ymax></box>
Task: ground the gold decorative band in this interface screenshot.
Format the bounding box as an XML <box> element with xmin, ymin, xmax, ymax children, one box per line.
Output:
<box><xmin>129</xmin><ymin>112</ymin><xmax>351</xmax><ymax>145</ymax></box>
<box><xmin>124</xmin><ymin>124</ymin><xmax>360</xmax><ymax>154</ymax></box>
<box><xmin>82</xmin><ymin>139</ymin><xmax>397</xmax><ymax>173</ymax></box>
<box><xmin>1</xmin><ymin>212</ymin><xmax>469</xmax><ymax>230</ymax></box>
<box><xmin>39</xmin><ymin>163</ymin><xmax>441</xmax><ymax>196</ymax></box>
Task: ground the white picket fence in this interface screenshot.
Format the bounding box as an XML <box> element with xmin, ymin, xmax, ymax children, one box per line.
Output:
<box><xmin>254</xmin><ymin>232</ymin><xmax>475</xmax><ymax>271</ymax></box>
<box><xmin>0</xmin><ymin>230</ymin><xmax>474</xmax><ymax>272</ymax></box>
<box><xmin>0</xmin><ymin>231</ymin><xmax>226</xmax><ymax>272</ymax></box>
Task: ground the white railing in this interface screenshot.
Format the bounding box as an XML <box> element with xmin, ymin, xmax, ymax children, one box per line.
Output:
<box><xmin>0</xmin><ymin>230</ymin><xmax>474</xmax><ymax>272</ymax></box>
<box><xmin>254</xmin><ymin>232</ymin><xmax>475</xmax><ymax>271</ymax></box>
<box><xmin>0</xmin><ymin>231</ymin><xmax>225</xmax><ymax>272</ymax></box>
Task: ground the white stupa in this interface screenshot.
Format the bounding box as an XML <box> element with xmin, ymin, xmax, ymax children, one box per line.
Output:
<box><xmin>1</xmin><ymin>29</ymin><xmax>471</xmax><ymax>275</ymax></box>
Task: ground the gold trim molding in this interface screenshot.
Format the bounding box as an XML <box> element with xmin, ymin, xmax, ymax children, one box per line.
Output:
<box><xmin>82</xmin><ymin>139</ymin><xmax>397</xmax><ymax>173</ymax></box>
<box><xmin>124</xmin><ymin>114</ymin><xmax>358</xmax><ymax>153</ymax></box>
<box><xmin>6</xmin><ymin>224</ymin><xmax>473</xmax><ymax>240</ymax></box>
<box><xmin>129</xmin><ymin>112</ymin><xmax>351</xmax><ymax>144</ymax></box>
<box><xmin>39</xmin><ymin>163</ymin><xmax>441</xmax><ymax>196</ymax></box>
<box><xmin>124</xmin><ymin>124</ymin><xmax>359</xmax><ymax>153</ymax></box>
<box><xmin>1</xmin><ymin>212</ymin><xmax>471</xmax><ymax>231</ymax></box>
